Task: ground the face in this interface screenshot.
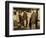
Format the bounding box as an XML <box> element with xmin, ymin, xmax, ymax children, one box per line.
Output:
<box><xmin>31</xmin><ymin>10</ymin><xmax>33</xmax><ymax>13</ymax></box>
<box><xmin>21</xmin><ymin>12</ymin><xmax>24</xmax><ymax>16</ymax></box>
<box><xmin>33</xmin><ymin>10</ymin><xmax>36</xmax><ymax>13</ymax></box>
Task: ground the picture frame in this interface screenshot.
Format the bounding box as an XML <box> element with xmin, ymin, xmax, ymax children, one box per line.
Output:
<box><xmin>5</xmin><ymin>1</ymin><xmax>45</xmax><ymax>37</ymax></box>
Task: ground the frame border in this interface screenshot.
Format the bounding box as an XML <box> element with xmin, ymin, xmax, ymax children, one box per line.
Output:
<box><xmin>5</xmin><ymin>1</ymin><xmax>45</xmax><ymax>37</ymax></box>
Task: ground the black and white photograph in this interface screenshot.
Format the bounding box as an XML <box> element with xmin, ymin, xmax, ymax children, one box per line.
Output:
<box><xmin>13</xmin><ymin>8</ymin><xmax>40</xmax><ymax>30</ymax></box>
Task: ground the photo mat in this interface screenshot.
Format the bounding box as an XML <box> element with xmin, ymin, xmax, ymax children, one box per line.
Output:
<box><xmin>5</xmin><ymin>1</ymin><xmax>45</xmax><ymax>37</ymax></box>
